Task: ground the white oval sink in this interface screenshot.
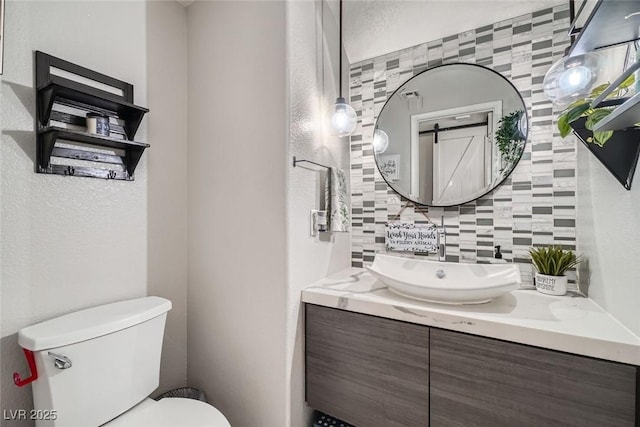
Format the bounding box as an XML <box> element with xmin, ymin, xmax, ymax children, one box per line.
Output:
<box><xmin>366</xmin><ymin>254</ymin><xmax>521</xmax><ymax>305</ymax></box>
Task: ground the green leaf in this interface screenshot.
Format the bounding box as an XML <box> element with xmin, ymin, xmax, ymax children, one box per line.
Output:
<box><xmin>558</xmin><ymin>103</ymin><xmax>591</xmax><ymax>138</ymax></box>
<box><xmin>565</xmin><ymin>98</ymin><xmax>589</xmax><ymax>110</ymax></box>
<box><xmin>549</xmin><ymin>257</ymin><xmax>558</xmax><ymax>276</ymax></box>
<box><xmin>590</xmin><ymin>83</ymin><xmax>611</xmax><ymax>97</ymax></box>
<box><xmin>557</xmin><ymin>113</ymin><xmax>572</xmax><ymax>138</ymax></box>
<box><xmin>593</xmin><ymin>130</ymin><xmax>613</xmax><ymax>146</ymax></box>
<box><xmin>585</xmin><ymin>108</ymin><xmax>611</xmax><ymax>130</ymax></box>
<box><xmin>565</xmin><ymin>103</ymin><xmax>591</xmax><ymax>123</ymax></box>
<box><xmin>618</xmin><ymin>73</ymin><xmax>635</xmax><ymax>89</ymax></box>
<box><xmin>603</xmin><ymin>75</ymin><xmax>634</xmax><ymax>100</ymax></box>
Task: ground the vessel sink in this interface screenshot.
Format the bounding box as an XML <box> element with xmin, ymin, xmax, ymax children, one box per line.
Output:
<box><xmin>366</xmin><ymin>254</ymin><xmax>521</xmax><ymax>304</ymax></box>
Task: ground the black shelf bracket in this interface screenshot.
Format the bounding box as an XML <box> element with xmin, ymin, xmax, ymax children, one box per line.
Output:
<box><xmin>125</xmin><ymin>146</ymin><xmax>146</xmax><ymax>177</ymax></box>
<box><xmin>37</xmin><ymin>85</ymin><xmax>56</xmax><ymax>127</ymax></box>
<box><xmin>37</xmin><ymin>129</ymin><xmax>57</xmax><ymax>172</ymax></box>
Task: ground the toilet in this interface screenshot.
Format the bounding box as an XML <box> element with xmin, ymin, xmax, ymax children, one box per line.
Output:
<box><xmin>17</xmin><ymin>296</ymin><xmax>231</xmax><ymax>427</ymax></box>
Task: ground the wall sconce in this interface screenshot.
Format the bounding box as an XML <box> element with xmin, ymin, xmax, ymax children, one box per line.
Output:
<box><xmin>330</xmin><ymin>0</ymin><xmax>357</xmax><ymax>137</ymax></box>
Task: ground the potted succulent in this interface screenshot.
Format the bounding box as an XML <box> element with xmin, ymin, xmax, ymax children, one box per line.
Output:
<box><xmin>529</xmin><ymin>246</ymin><xmax>580</xmax><ymax>296</ymax></box>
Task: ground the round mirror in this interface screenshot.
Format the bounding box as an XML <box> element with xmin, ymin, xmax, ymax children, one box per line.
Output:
<box><xmin>374</xmin><ymin>63</ymin><xmax>528</xmax><ymax>207</ymax></box>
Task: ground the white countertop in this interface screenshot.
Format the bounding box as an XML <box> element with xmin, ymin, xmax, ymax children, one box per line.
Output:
<box><xmin>302</xmin><ymin>268</ymin><xmax>640</xmax><ymax>366</ymax></box>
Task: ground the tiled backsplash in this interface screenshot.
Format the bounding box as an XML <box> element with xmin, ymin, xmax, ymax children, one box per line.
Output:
<box><xmin>348</xmin><ymin>4</ymin><xmax>576</xmax><ymax>286</ymax></box>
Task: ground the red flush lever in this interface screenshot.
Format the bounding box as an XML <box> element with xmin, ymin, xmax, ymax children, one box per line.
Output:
<box><xmin>13</xmin><ymin>349</ymin><xmax>38</xmax><ymax>387</ymax></box>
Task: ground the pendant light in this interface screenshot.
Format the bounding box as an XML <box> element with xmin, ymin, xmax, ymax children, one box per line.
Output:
<box><xmin>372</xmin><ymin>129</ymin><xmax>389</xmax><ymax>153</ymax></box>
<box><xmin>543</xmin><ymin>51</ymin><xmax>601</xmax><ymax>106</ymax></box>
<box><xmin>542</xmin><ymin>1</ymin><xmax>601</xmax><ymax>106</ymax></box>
<box><xmin>330</xmin><ymin>0</ymin><xmax>357</xmax><ymax>136</ymax></box>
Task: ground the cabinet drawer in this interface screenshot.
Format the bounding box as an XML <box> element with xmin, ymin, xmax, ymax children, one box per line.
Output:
<box><xmin>305</xmin><ymin>304</ymin><xmax>429</xmax><ymax>427</ymax></box>
<box><xmin>430</xmin><ymin>328</ymin><xmax>638</xmax><ymax>427</ymax></box>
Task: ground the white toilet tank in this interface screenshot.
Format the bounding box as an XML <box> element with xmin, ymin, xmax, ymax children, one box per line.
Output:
<box><xmin>17</xmin><ymin>297</ymin><xmax>172</xmax><ymax>427</ymax></box>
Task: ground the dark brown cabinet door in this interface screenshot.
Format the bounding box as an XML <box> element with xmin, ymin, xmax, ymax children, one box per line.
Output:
<box><xmin>305</xmin><ymin>304</ymin><xmax>430</xmax><ymax>427</ymax></box>
<box><xmin>430</xmin><ymin>328</ymin><xmax>638</xmax><ymax>427</ymax></box>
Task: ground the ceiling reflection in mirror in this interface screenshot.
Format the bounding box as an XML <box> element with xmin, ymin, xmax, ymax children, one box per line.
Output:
<box><xmin>374</xmin><ymin>63</ymin><xmax>528</xmax><ymax>207</ymax></box>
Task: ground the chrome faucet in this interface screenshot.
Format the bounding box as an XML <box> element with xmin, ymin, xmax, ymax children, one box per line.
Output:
<box><xmin>437</xmin><ymin>215</ymin><xmax>446</xmax><ymax>262</ymax></box>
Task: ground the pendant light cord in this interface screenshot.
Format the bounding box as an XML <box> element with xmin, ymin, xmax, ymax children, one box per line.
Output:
<box><xmin>569</xmin><ymin>0</ymin><xmax>575</xmax><ymax>45</ymax></box>
<box><xmin>339</xmin><ymin>0</ymin><xmax>343</xmax><ymax>97</ymax></box>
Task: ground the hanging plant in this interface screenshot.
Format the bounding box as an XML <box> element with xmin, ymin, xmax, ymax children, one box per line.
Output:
<box><xmin>495</xmin><ymin>110</ymin><xmax>526</xmax><ymax>171</ymax></box>
<box><xmin>557</xmin><ymin>74</ymin><xmax>635</xmax><ymax>147</ymax></box>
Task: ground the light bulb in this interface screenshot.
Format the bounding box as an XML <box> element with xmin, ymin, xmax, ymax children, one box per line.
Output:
<box><xmin>373</xmin><ymin>129</ymin><xmax>389</xmax><ymax>153</ymax></box>
<box><xmin>558</xmin><ymin>66</ymin><xmax>592</xmax><ymax>92</ymax></box>
<box><xmin>330</xmin><ymin>97</ymin><xmax>357</xmax><ymax>136</ymax></box>
<box><xmin>543</xmin><ymin>52</ymin><xmax>601</xmax><ymax>106</ymax></box>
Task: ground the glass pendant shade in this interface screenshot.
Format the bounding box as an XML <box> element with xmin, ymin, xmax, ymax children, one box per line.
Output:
<box><xmin>517</xmin><ymin>111</ymin><xmax>528</xmax><ymax>140</ymax></box>
<box><xmin>543</xmin><ymin>52</ymin><xmax>601</xmax><ymax>106</ymax></box>
<box><xmin>331</xmin><ymin>97</ymin><xmax>357</xmax><ymax>136</ymax></box>
<box><xmin>373</xmin><ymin>129</ymin><xmax>389</xmax><ymax>153</ymax></box>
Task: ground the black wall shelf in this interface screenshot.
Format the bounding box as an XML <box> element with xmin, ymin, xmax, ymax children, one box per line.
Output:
<box><xmin>565</xmin><ymin>2</ymin><xmax>640</xmax><ymax>190</ymax></box>
<box><xmin>571</xmin><ymin>113</ymin><xmax>640</xmax><ymax>190</ymax></box>
<box><xmin>569</xmin><ymin>0</ymin><xmax>640</xmax><ymax>56</ymax></box>
<box><xmin>38</xmin><ymin>127</ymin><xmax>149</xmax><ymax>177</ymax></box>
<box><xmin>38</xmin><ymin>78</ymin><xmax>149</xmax><ymax>140</ymax></box>
<box><xmin>35</xmin><ymin>51</ymin><xmax>150</xmax><ymax>181</ymax></box>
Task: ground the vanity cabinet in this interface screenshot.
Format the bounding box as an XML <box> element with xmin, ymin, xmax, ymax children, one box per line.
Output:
<box><xmin>430</xmin><ymin>328</ymin><xmax>637</xmax><ymax>427</ymax></box>
<box><xmin>305</xmin><ymin>304</ymin><xmax>430</xmax><ymax>427</ymax></box>
<box><xmin>305</xmin><ymin>304</ymin><xmax>639</xmax><ymax>427</ymax></box>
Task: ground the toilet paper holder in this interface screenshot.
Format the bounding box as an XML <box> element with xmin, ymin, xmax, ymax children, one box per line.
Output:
<box><xmin>13</xmin><ymin>349</ymin><xmax>38</xmax><ymax>387</ymax></box>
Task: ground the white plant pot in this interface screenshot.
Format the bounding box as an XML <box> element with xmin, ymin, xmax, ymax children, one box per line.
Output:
<box><xmin>535</xmin><ymin>273</ymin><xmax>567</xmax><ymax>296</ymax></box>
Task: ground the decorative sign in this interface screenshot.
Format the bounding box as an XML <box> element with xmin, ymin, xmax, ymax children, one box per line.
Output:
<box><xmin>385</xmin><ymin>223</ymin><xmax>438</xmax><ymax>253</ymax></box>
<box><xmin>379</xmin><ymin>154</ymin><xmax>400</xmax><ymax>181</ymax></box>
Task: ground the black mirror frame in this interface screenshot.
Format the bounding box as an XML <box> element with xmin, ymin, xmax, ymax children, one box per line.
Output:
<box><xmin>373</xmin><ymin>62</ymin><xmax>530</xmax><ymax>207</ymax></box>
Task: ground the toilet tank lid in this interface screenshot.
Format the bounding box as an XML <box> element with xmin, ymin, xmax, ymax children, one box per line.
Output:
<box><xmin>18</xmin><ymin>297</ymin><xmax>172</xmax><ymax>351</ymax></box>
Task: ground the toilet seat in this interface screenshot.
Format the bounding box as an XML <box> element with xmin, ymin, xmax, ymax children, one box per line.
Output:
<box><xmin>104</xmin><ymin>398</ymin><xmax>231</xmax><ymax>427</ymax></box>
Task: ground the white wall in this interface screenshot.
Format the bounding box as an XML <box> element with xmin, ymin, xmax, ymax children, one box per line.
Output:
<box><xmin>1</xmin><ymin>0</ymin><xmax>147</xmax><ymax>419</ymax></box>
<box><xmin>1</xmin><ymin>0</ymin><xmax>189</xmax><ymax>421</ymax></box>
<box><xmin>146</xmin><ymin>0</ymin><xmax>189</xmax><ymax>394</ymax></box>
<box><xmin>574</xmin><ymin>45</ymin><xmax>639</xmax><ymax>337</ymax></box>
<box><xmin>344</xmin><ymin>0</ymin><xmax>565</xmax><ymax>63</ymax></box>
<box><xmin>576</xmin><ymin>143</ymin><xmax>640</xmax><ymax>336</ymax></box>
<box><xmin>286</xmin><ymin>1</ymin><xmax>351</xmax><ymax>425</ymax></box>
<box><xmin>186</xmin><ymin>2</ymin><xmax>289</xmax><ymax>425</ymax></box>
<box><xmin>187</xmin><ymin>1</ymin><xmax>350</xmax><ymax>425</ymax></box>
